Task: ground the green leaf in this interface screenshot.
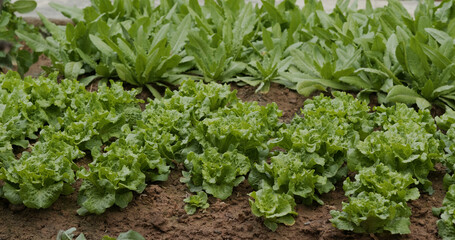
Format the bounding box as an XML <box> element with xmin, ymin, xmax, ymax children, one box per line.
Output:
<box><xmin>49</xmin><ymin>2</ymin><xmax>84</xmax><ymax>22</ymax></box>
<box><xmin>15</xmin><ymin>31</ymin><xmax>49</xmax><ymax>52</ymax></box>
<box><xmin>2</xmin><ymin>183</ymin><xmax>22</xmax><ymax>205</ymax></box>
<box><xmin>171</xmin><ymin>15</ymin><xmax>192</xmax><ymax>53</ymax></box>
<box><xmin>425</xmin><ymin>28</ymin><xmax>451</xmax><ymax>45</ymax></box>
<box><xmin>11</xmin><ymin>0</ymin><xmax>37</xmax><ymax>13</ymax></box>
<box><xmin>386</xmin><ymin>85</ymin><xmax>431</xmax><ymax>108</ymax></box>
<box><xmin>114</xmin><ymin>63</ymin><xmax>137</xmax><ymax>85</ymax></box>
<box><xmin>116</xmin><ymin>231</ymin><xmax>145</xmax><ymax>240</ymax></box>
<box><xmin>115</xmin><ymin>191</ymin><xmax>133</xmax><ymax>208</ymax></box>
<box><xmin>20</xmin><ymin>182</ymin><xmax>63</xmax><ymax>209</ymax></box>
<box><xmin>77</xmin><ymin>181</ymin><xmax>116</xmax><ymax>215</ymax></box>
<box><xmin>89</xmin><ymin>34</ymin><xmax>115</xmax><ymax>57</ymax></box>
<box><xmin>64</xmin><ymin>62</ymin><xmax>84</xmax><ymax>80</ymax></box>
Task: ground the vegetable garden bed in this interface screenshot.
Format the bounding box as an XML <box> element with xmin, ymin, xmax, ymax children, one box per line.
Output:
<box><xmin>3</xmin><ymin>0</ymin><xmax>455</xmax><ymax>239</ymax></box>
<box><xmin>0</xmin><ymin>55</ymin><xmax>446</xmax><ymax>239</ymax></box>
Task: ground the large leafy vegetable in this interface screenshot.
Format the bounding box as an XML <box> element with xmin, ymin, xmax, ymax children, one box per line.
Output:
<box><xmin>343</xmin><ymin>164</ymin><xmax>420</xmax><ymax>203</ymax></box>
<box><xmin>193</xmin><ymin>100</ymin><xmax>282</xmax><ymax>159</ymax></box>
<box><xmin>330</xmin><ymin>192</ymin><xmax>412</xmax><ymax>234</ymax></box>
<box><xmin>251</xmin><ymin>150</ymin><xmax>333</xmax><ymax>205</ymax></box>
<box><xmin>77</xmin><ymin>136</ymin><xmax>168</xmax><ymax>215</ymax></box>
<box><xmin>249</xmin><ymin>184</ymin><xmax>297</xmax><ymax>232</ymax></box>
<box><xmin>348</xmin><ymin>104</ymin><xmax>442</xmax><ymax>191</ymax></box>
<box><xmin>182</xmin><ymin>148</ymin><xmax>249</xmax><ymax>200</ymax></box>
<box><xmin>1</xmin><ymin>131</ymin><xmax>82</xmax><ymax>208</ymax></box>
<box><xmin>272</xmin><ymin>91</ymin><xmax>374</xmax><ymax>183</ymax></box>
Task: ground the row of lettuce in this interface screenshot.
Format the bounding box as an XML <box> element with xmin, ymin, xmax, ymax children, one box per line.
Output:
<box><xmin>2</xmin><ymin>72</ymin><xmax>455</xmax><ymax>238</ymax></box>
<box><xmin>434</xmin><ymin>111</ymin><xmax>455</xmax><ymax>239</ymax></box>
<box><xmin>4</xmin><ymin>0</ymin><xmax>455</xmax><ymax>110</ymax></box>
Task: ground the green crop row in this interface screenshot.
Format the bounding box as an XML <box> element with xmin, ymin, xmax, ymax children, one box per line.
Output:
<box><xmin>11</xmin><ymin>0</ymin><xmax>455</xmax><ymax>110</ymax></box>
<box><xmin>433</xmin><ymin>110</ymin><xmax>455</xmax><ymax>239</ymax></box>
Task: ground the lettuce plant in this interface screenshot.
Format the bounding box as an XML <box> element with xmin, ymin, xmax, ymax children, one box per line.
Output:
<box><xmin>181</xmin><ymin>147</ymin><xmax>249</xmax><ymax>200</ymax></box>
<box><xmin>273</xmin><ymin>92</ymin><xmax>374</xmax><ymax>183</ymax></box>
<box><xmin>194</xmin><ymin>101</ymin><xmax>282</xmax><ymax>159</ymax></box>
<box><xmin>343</xmin><ymin>164</ymin><xmax>420</xmax><ymax>203</ymax></box>
<box><xmin>77</xmin><ymin>136</ymin><xmax>169</xmax><ymax>215</ymax></box>
<box><xmin>331</xmin><ymin>164</ymin><xmax>421</xmax><ymax>234</ymax></box>
<box><xmin>184</xmin><ymin>191</ymin><xmax>210</xmax><ymax>215</ymax></box>
<box><xmin>348</xmin><ymin>104</ymin><xmax>443</xmax><ymax>191</ymax></box>
<box><xmin>251</xmin><ymin>150</ymin><xmax>333</xmax><ymax>205</ymax></box>
<box><xmin>249</xmin><ymin>184</ymin><xmax>297</xmax><ymax>231</ymax></box>
<box><xmin>330</xmin><ymin>192</ymin><xmax>412</xmax><ymax>234</ymax></box>
<box><xmin>433</xmin><ymin>184</ymin><xmax>455</xmax><ymax>240</ymax></box>
<box><xmin>1</xmin><ymin>132</ymin><xmax>82</xmax><ymax>208</ymax></box>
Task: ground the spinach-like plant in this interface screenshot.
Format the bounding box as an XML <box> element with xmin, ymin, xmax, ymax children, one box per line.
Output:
<box><xmin>17</xmin><ymin>0</ymin><xmax>190</xmax><ymax>94</ymax></box>
<box><xmin>0</xmin><ymin>0</ymin><xmax>39</xmax><ymax>76</ymax></box>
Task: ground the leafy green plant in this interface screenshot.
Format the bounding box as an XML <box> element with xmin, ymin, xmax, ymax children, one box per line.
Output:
<box><xmin>17</xmin><ymin>0</ymin><xmax>190</xmax><ymax>91</ymax></box>
<box><xmin>249</xmin><ymin>184</ymin><xmax>297</xmax><ymax>231</ymax></box>
<box><xmin>185</xmin><ymin>0</ymin><xmax>256</xmax><ymax>82</ymax></box>
<box><xmin>193</xmin><ymin>100</ymin><xmax>282</xmax><ymax>157</ymax></box>
<box><xmin>343</xmin><ymin>164</ymin><xmax>420</xmax><ymax>203</ymax></box>
<box><xmin>348</xmin><ymin>104</ymin><xmax>443</xmax><ymax>191</ymax></box>
<box><xmin>330</xmin><ymin>192</ymin><xmax>412</xmax><ymax>234</ymax></box>
<box><xmin>57</xmin><ymin>228</ymin><xmax>145</xmax><ymax>240</ymax></box>
<box><xmin>181</xmin><ymin>148</ymin><xmax>249</xmax><ymax>200</ymax></box>
<box><xmin>184</xmin><ymin>191</ymin><xmax>210</xmax><ymax>215</ymax></box>
<box><xmin>269</xmin><ymin>92</ymin><xmax>374</xmax><ymax>184</ymax></box>
<box><xmin>251</xmin><ymin>150</ymin><xmax>333</xmax><ymax>205</ymax></box>
<box><xmin>330</xmin><ymin>164</ymin><xmax>420</xmax><ymax>234</ymax></box>
<box><xmin>77</xmin><ymin>136</ymin><xmax>169</xmax><ymax>215</ymax></box>
<box><xmin>0</xmin><ymin>0</ymin><xmax>39</xmax><ymax>76</ymax></box>
<box><xmin>434</xmin><ymin>184</ymin><xmax>455</xmax><ymax>240</ymax></box>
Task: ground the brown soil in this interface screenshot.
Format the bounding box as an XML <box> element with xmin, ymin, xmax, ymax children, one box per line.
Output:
<box><xmin>0</xmin><ymin>57</ymin><xmax>446</xmax><ymax>240</ymax></box>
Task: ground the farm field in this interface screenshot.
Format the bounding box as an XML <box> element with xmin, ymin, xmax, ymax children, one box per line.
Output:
<box><xmin>3</xmin><ymin>0</ymin><xmax>455</xmax><ymax>239</ymax></box>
